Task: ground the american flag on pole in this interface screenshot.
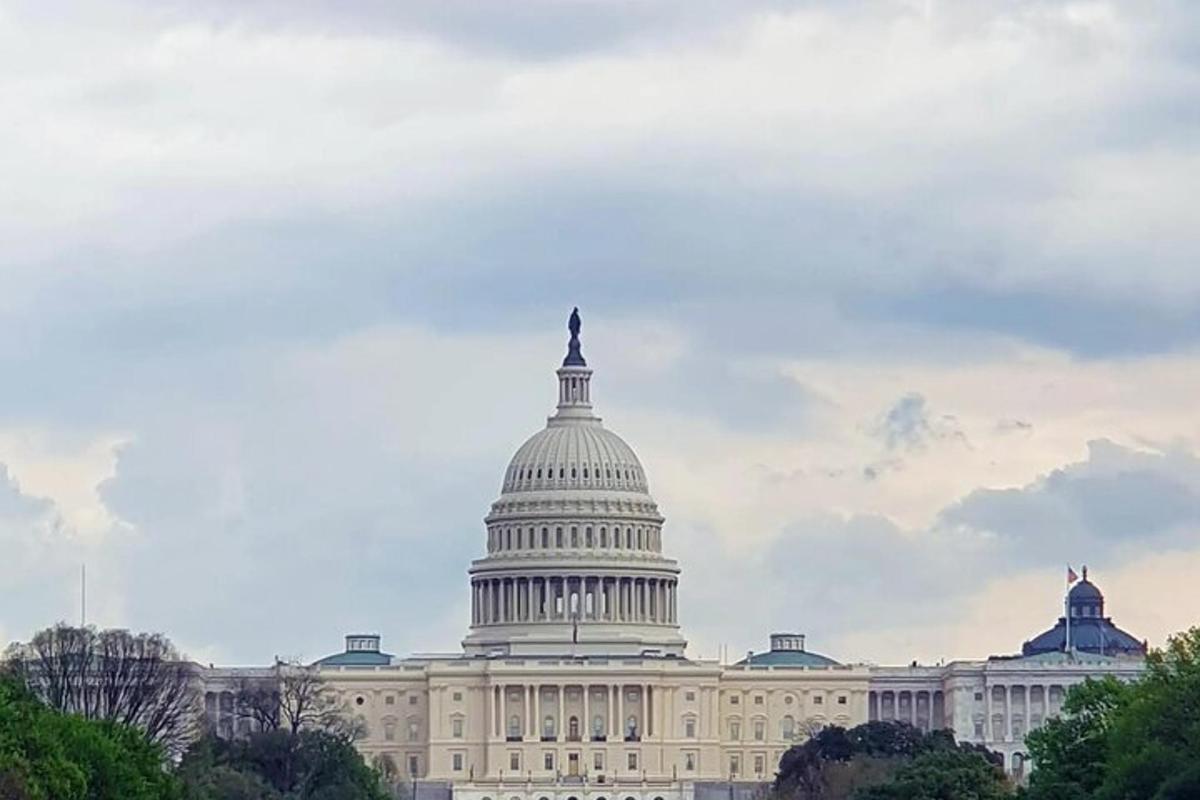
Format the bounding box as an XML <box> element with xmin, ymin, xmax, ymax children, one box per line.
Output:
<box><xmin>1067</xmin><ymin>565</ymin><xmax>1079</xmax><ymax>585</ymax></box>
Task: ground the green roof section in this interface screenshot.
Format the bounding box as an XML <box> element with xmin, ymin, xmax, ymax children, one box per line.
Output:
<box><xmin>315</xmin><ymin>650</ymin><xmax>395</xmax><ymax>667</ymax></box>
<box><xmin>314</xmin><ymin>633</ymin><xmax>394</xmax><ymax>667</ymax></box>
<box><xmin>736</xmin><ymin>633</ymin><xmax>841</xmax><ymax>668</ymax></box>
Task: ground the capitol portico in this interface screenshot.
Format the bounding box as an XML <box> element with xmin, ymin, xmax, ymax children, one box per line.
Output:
<box><xmin>200</xmin><ymin>310</ymin><xmax>1148</xmax><ymax>797</ymax></box>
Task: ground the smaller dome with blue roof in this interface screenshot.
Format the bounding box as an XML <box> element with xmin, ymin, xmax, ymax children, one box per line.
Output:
<box><xmin>737</xmin><ymin>633</ymin><xmax>840</xmax><ymax>667</ymax></box>
<box><xmin>1021</xmin><ymin>568</ymin><xmax>1146</xmax><ymax>659</ymax></box>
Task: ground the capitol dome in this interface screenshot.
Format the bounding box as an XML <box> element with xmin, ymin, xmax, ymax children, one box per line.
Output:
<box><xmin>502</xmin><ymin>421</ymin><xmax>648</xmax><ymax>495</ymax></box>
<box><xmin>463</xmin><ymin>309</ymin><xmax>686</xmax><ymax>658</ymax></box>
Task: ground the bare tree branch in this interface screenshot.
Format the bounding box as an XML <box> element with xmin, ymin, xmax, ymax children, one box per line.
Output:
<box><xmin>5</xmin><ymin>623</ymin><xmax>200</xmax><ymax>758</ymax></box>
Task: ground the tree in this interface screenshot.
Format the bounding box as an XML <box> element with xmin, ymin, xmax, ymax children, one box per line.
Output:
<box><xmin>775</xmin><ymin>721</ymin><xmax>1010</xmax><ymax>800</ymax></box>
<box><xmin>855</xmin><ymin>748</ymin><xmax>1011</xmax><ymax>800</ymax></box>
<box><xmin>1022</xmin><ymin>676</ymin><xmax>1129</xmax><ymax>800</ymax></box>
<box><xmin>1022</xmin><ymin>628</ymin><xmax>1200</xmax><ymax>800</ymax></box>
<box><xmin>5</xmin><ymin>623</ymin><xmax>199</xmax><ymax>758</ymax></box>
<box><xmin>1097</xmin><ymin>628</ymin><xmax>1200</xmax><ymax>800</ymax></box>
<box><xmin>233</xmin><ymin>660</ymin><xmax>357</xmax><ymax>740</ymax></box>
<box><xmin>0</xmin><ymin>670</ymin><xmax>180</xmax><ymax>800</ymax></box>
<box><xmin>176</xmin><ymin>729</ymin><xmax>388</xmax><ymax>800</ymax></box>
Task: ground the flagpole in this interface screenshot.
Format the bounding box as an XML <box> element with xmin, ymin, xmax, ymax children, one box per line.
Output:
<box><xmin>1064</xmin><ymin>564</ymin><xmax>1074</xmax><ymax>656</ymax></box>
<box><xmin>1064</xmin><ymin>591</ymin><xmax>1070</xmax><ymax>654</ymax></box>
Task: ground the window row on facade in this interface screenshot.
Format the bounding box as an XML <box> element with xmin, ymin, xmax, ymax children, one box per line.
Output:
<box><xmin>486</xmin><ymin>524</ymin><xmax>661</xmax><ymax>554</ymax></box>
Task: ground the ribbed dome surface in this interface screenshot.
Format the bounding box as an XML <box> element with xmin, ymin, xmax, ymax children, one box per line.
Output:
<box><xmin>502</xmin><ymin>419</ymin><xmax>649</xmax><ymax>494</ymax></box>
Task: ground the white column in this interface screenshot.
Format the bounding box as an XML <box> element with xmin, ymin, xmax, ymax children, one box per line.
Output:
<box><xmin>584</xmin><ymin>685</ymin><xmax>591</xmax><ymax>740</ymax></box>
<box><xmin>535</xmin><ymin>684</ymin><xmax>542</xmax><ymax>740</ymax></box>
<box><xmin>640</xmin><ymin>685</ymin><xmax>648</xmax><ymax>739</ymax></box>
<box><xmin>526</xmin><ymin>685</ymin><xmax>533</xmax><ymax>740</ymax></box>
<box><xmin>611</xmin><ymin>685</ymin><xmax>620</xmax><ymax>738</ymax></box>
<box><xmin>1023</xmin><ymin>684</ymin><xmax>1030</xmax><ymax>738</ymax></box>
<box><xmin>985</xmin><ymin>684</ymin><xmax>993</xmax><ymax>743</ymax></box>
<box><xmin>557</xmin><ymin>686</ymin><xmax>565</xmax><ymax>741</ymax></box>
<box><xmin>1005</xmin><ymin>686</ymin><xmax>1013</xmax><ymax>742</ymax></box>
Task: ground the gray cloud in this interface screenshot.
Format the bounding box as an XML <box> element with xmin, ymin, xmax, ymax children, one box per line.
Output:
<box><xmin>679</xmin><ymin>439</ymin><xmax>1200</xmax><ymax>663</ymax></box>
<box><xmin>870</xmin><ymin>393</ymin><xmax>968</xmax><ymax>453</ymax></box>
<box><xmin>941</xmin><ymin>439</ymin><xmax>1200</xmax><ymax>548</ymax></box>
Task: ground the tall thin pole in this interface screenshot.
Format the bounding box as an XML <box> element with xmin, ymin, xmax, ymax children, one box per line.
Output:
<box><xmin>1064</xmin><ymin>591</ymin><xmax>1071</xmax><ymax>655</ymax></box>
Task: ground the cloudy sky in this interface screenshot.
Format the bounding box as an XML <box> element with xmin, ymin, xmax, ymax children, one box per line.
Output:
<box><xmin>2</xmin><ymin>0</ymin><xmax>1199</xmax><ymax>667</ymax></box>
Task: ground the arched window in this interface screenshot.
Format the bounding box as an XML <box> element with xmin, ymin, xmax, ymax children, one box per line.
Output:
<box><xmin>543</xmin><ymin>715</ymin><xmax>556</xmax><ymax>738</ymax></box>
<box><xmin>571</xmin><ymin>527</ymin><xmax>579</xmax><ymax>548</ymax></box>
<box><xmin>556</xmin><ymin>528</ymin><xmax>563</xmax><ymax>548</ymax></box>
<box><xmin>781</xmin><ymin>715</ymin><xmax>795</xmax><ymax>740</ymax></box>
<box><xmin>569</xmin><ymin>716</ymin><xmax>580</xmax><ymax>740</ymax></box>
<box><xmin>508</xmin><ymin>714</ymin><xmax>521</xmax><ymax>738</ymax></box>
<box><xmin>600</xmin><ymin>527</ymin><xmax>608</xmax><ymax>547</ymax></box>
<box><xmin>586</xmin><ymin>527</ymin><xmax>594</xmax><ymax>547</ymax></box>
<box><xmin>541</xmin><ymin>528</ymin><xmax>549</xmax><ymax>548</ymax></box>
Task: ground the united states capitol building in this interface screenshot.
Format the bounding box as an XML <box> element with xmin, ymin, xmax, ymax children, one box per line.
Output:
<box><xmin>201</xmin><ymin>311</ymin><xmax>1147</xmax><ymax>798</ymax></box>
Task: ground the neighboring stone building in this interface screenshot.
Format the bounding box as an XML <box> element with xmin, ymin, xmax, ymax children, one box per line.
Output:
<box><xmin>199</xmin><ymin>310</ymin><xmax>1147</xmax><ymax>798</ymax></box>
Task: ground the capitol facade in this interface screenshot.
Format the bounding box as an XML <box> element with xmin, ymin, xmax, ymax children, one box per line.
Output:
<box><xmin>201</xmin><ymin>311</ymin><xmax>1147</xmax><ymax>799</ymax></box>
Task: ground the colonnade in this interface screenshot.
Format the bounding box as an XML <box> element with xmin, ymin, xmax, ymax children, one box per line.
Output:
<box><xmin>485</xmin><ymin>683</ymin><xmax>654</xmax><ymax>742</ymax></box>
<box><xmin>868</xmin><ymin>683</ymin><xmax>1063</xmax><ymax>742</ymax></box>
<box><xmin>981</xmin><ymin>683</ymin><xmax>1060</xmax><ymax>741</ymax></box>
<box><xmin>471</xmin><ymin>575</ymin><xmax>678</xmax><ymax>626</ymax></box>
<box><xmin>867</xmin><ymin>689</ymin><xmax>944</xmax><ymax>731</ymax></box>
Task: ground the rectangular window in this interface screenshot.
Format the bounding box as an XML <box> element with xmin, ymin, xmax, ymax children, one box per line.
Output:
<box><xmin>453</xmin><ymin>691</ymin><xmax>463</xmax><ymax>702</ymax></box>
<box><xmin>452</xmin><ymin>718</ymin><xmax>464</xmax><ymax>738</ymax></box>
<box><xmin>627</xmin><ymin>752</ymin><xmax>638</xmax><ymax>771</ymax></box>
<box><xmin>730</xmin><ymin>722</ymin><xmax>741</xmax><ymax>740</ymax></box>
<box><xmin>544</xmin><ymin>752</ymin><xmax>554</xmax><ymax>771</ymax></box>
<box><xmin>685</xmin><ymin>691</ymin><xmax>696</xmax><ymax>702</ymax></box>
<box><xmin>754</xmin><ymin>695</ymin><xmax>764</xmax><ymax>705</ymax></box>
<box><xmin>754</xmin><ymin>721</ymin><xmax>765</xmax><ymax>741</ymax></box>
<box><xmin>386</xmin><ymin>695</ymin><xmax>395</xmax><ymax>706</ymax></box>
<box><xmin>685</xmin><ymin>718</ymin><xmax>696</xmax><ymax>738</ymax></box>
<box><xmin>685</xmin><ymin>752</ymin><xmax>696</xmax><ymax>772</ymax></box>
<box><xmin>730</xmin><ymin>756</ymin><xmax>740</xmax><ymax>777</ymax></box>
<box><xmin>452</xmin><ymin>753</ymin><xmax>463</xmax><ymax>772</ymax></box>
<box><xmin>510</xmin><ymin>752</ymin><xmax>520</xmax><ymax>771</ymax></box>
<box><xmin>838</xmin><ymin>696</ymin><xmax>847</xmax><ymax>705</ymax></box>
<box><xmin>594</xmin><ymin>752</ymin><xmax>604</xmax><ymax>771</ymax></box>
<box><xmin>409</xmin><ymin>695</ymin><xmax>418</xmax><ymax>705</ymax></box>
<box><xmin>730</xmin><ymin>695</ymin><xmax>739</xmax><ymax>705</ymax></box>
<box><xmin>408</xmin><ymin>755</ymin><xmax>419</xmax><ymax>777</ymax></box>
<box><xmin>813</xmin><ymin>696</ymin><xmax>823</xmax><ymax>705</ymax></box>
<box><xmin>755</xmin><ymin>755</ymin><xmax>765</xmax><ymax>776</ymax></box>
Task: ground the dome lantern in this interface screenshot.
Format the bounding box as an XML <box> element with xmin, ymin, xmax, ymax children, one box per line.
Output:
<box><xmin>555</xmin><ymin>308</ymin><xmax>595</xmax><ymax>419</ymax></box>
